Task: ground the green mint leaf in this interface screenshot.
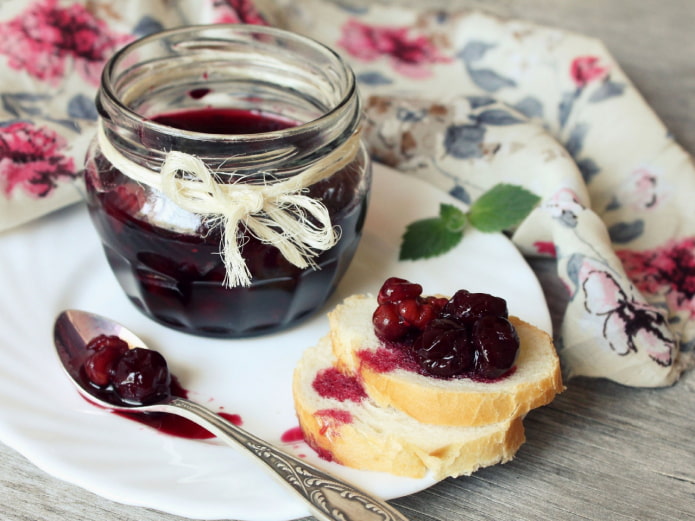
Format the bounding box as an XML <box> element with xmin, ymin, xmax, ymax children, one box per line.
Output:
<box><xmin>468</xmin><ymin>183</ymin><xmax>540</xmax><ymax>232</ymax></box>
<box><xmin>399</xmin><ymin>203</ymin><xmax>467</xmax><ymax>261</ymax></box>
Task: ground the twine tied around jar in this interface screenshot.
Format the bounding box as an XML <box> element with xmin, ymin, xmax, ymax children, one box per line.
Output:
<box><xmin>95</xmin><ymin>120</ymin><xmax>362</xmax><ymax>287</ymax></box>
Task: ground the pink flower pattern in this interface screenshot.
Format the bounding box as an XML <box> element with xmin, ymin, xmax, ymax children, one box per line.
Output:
<box><xmin>211</xmin><ymin>0</ymin><xmax>268</xmax><ymax>25</ymax></box>
<box><xmin>0</xmin><ymin>0</ymin><xmax>132</xmax><ymax>86</ymax></box>
<box><xmin>580</xmin><ymin>261</ymin><xmax>675</xmax><ymax>366</ymax></box>
<box><xmin>616</xmin><ymin>167</ymin><xmax>662</xmax><ymax>211</ymax></box>
<box><xmin>570</xmin><ymin>55</ymin><xmax>609</xmax><ymax>87</ymax></box>
<box><xmin>0</xmin><ymin>122</ymin><xmax>77</xmax><ymax>198</ymax></box>
<box><xmin>533</xmin><ymin>241</ymin><xmax>557</xmax><ymax>257</ymax></box>
<box><xmin>338</xmin><ymin>19</ymin><xmax>452</xmax><ymax>78</ymax></box>
<box><xmin>617</xmin><ymin>238</ymin><xmax>695</xmax><ymax>318</ymax></box>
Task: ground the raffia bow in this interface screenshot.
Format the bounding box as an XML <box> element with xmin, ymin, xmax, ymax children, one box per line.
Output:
<box><xmin>96</xmin><ymin>120</ymin><xmax>362</xmax><ymax>287</ymax></box>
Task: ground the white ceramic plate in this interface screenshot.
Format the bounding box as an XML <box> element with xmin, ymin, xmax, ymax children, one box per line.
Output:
<box><xmin>0</xmin><ymin>163</ymin><xmax>550</xmax><ymax>521</ymax></box>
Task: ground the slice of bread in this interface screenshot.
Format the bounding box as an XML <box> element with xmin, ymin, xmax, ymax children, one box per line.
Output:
<box><xmin>328</xmin><ymin>294</ymin><xmax>563</xmax><ymax>427</ymax></box>
<box><xmin>293</xmin><ymin>336</ymin><xmax>526</xmax><ymax>479</ymax></box>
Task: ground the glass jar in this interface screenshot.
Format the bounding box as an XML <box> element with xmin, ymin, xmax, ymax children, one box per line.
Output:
<box><xmin>84</xmin><ymin>24</ymin><xmax>371</xmax><ymax>338</ymax></box>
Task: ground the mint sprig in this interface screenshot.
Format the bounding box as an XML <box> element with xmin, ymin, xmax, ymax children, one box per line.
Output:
<box><xmin>468</xmin><ymin>183</ymin><xmax>541</xmax><ymax>232</ymax></box>
<box><xmin>399</xmin><ymin>184</ymin><xmax>540</xmax><ymax>261</ymax></box>
<box><xmin>399</xmin><ymin>203</ymin><xmax>466</xmax><ymax>261</ymax></box>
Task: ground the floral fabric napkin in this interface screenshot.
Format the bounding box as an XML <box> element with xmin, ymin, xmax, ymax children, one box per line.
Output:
<box><xmin>1</xmin><ymin>0</ymin><xmax>693</xmax><ymax>387</ymax></box>
<box><xmin>0</xmin><ymin>0</ymin><xmax>265</xmax><ymax>231</ymax></box>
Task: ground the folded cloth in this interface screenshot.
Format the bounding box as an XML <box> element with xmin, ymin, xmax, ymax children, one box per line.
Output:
<box><xmin>268</xmin><ymin>0</ymin><xmax>695</xmax><ymax>387</ymax></box>
<box><xmin>0</xmin><ymin>0</ymin><xmax>693</xmax><ymax>387</ymax></box>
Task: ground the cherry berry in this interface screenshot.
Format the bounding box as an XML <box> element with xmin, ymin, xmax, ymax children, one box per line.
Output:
<box><xmin>83</xmin><ymin>341</ymin><xmax>129</xmax><ymax>387</ymax></box>
<box><xmin>372</xmin><ymin>302</ymin><xmax>413</xmax><ymax>342</ymax></box>
<box><xmin>442</xmin><ymin>290</ymin><xmax>508</xmax><ymax>325</ymax></box>
<box><xmin>377</xmin><ymin>277</ymin><xmax>422</xmax><ymax>304</ymax></box>
<box><xmin>111</xmin><ymin>348</ymin><xmax>172</xmax><ymax>405</ymax></box>
<box><xmin>473</xmin><ymin>315</ymin><xmax>520</xmax><ymax>379</ymax></box>
<box><xmin>83</xmin><ymin>335</ymin><xmax>130</xmax><ymax>387</ymax></box>
<box><xmin>414</xmin><ymin>319</ymin><xmax>476</xmax><ymax>377</ymax></box>
<box><xmin>86</xmin><ymin>334</ymin><xmax>129</xmax><ymax>352</ymax></box>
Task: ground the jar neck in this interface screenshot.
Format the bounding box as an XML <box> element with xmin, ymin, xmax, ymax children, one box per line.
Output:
<box><xmin>96</xmin><ymin>24</ymin><xmax>362</xmax><ymax>177</ymax></box>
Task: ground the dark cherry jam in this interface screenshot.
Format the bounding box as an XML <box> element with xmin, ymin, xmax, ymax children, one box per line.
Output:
<box><xmin>152</xmin><ymin>108</ymin><xmax>296</xmax><ymax>134</ymax></box>
<box><xmin>85</xmin><ymin>108</ymin><xmax>369</xmax><ymax>338</ymax></box>
<box><xmin>371</xmin><ymin>277</ymin><xmax>520</xmax><ymax>380</ymax></box>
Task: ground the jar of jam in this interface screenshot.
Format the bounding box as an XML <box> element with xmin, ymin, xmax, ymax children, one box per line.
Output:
<box><xmin>84</xmin><ymin>25</ymin><xmax>371</xmax><ymax>338</ymax></box>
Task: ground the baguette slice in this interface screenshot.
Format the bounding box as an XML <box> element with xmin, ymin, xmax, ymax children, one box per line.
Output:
<box><xmin>293</xmin><ymin>336</ymin><xmax>526</xmax><ymax>479</ymax></box>
<box><xmin>329</xmin><ymin>294</ymin><xmax>563</xmax><ymax>427</ymax></box>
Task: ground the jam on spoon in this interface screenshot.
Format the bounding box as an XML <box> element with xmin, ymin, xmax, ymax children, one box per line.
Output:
<box><xmin>82</xmin><ymin>334</ymin><xmax>171</xmax><ymax>406</ymax></box>
<box><xmin>53</xmin><ymin>309</ymin><xmax>410</xmax><ymax>521</ymax></box>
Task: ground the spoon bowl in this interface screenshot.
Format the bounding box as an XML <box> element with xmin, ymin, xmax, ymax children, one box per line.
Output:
<box><xmin>54</xmin><ymin>309</ymin><xmax>409</xmax><ymax>521</ymax></box>
<box><xmin>54</xmin><ymin>309</ymin><xmax>158</xmax><ymax>409</ymax></box>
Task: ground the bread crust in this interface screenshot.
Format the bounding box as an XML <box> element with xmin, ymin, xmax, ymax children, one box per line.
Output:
<box><xmin>329</xmin><ymin>294</ymin><xmax>564</xmax><ymax>427</ymax></box>
<box><xmin>293</xmin><ymin>337</ymin><xmax>527</xmax><ymax>479</ymax></box>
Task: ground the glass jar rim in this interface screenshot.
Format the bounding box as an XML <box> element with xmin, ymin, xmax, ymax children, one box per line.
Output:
<box><xmin>98</xmin><ymin>23</ymin><xmax>359</xmax><ymax>144</ymax></box>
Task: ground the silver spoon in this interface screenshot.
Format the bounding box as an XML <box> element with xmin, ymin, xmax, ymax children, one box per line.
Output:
<box><xmin>54</xmin><ymin>309</ymin><xmax>410</xmax><ymax>521</ymax></box>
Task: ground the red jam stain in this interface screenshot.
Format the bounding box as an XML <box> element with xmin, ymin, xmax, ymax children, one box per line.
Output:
<box><xmin>358</xmin><ymin>343</ymin><xmax>517</xmax><ymax>381</ymax></box>
<box><xmin>117</xmin><ymin>410</ymin><xmax>244</xmax><ymax>440</ymax></box>
<box><xmin>314</xmin><ymin>408</ymin><xmax>353</xmax><ymax>436</ymax></box>
<box><xmin>220</xmin><ymin>412</ymin><xmax>243</xmax><ymax>425</ymax></box>
<box><xmin>357</xmin><ymin>346</ymin><xmax>418</xmax><ymax>373</ymax></box>
<box><xmin>85</xmin><ymin>107</ymin><xmax>368</xmax><ymax>338</ymax></box>
<box><xmin>304</xmin><ymin>435</ymin><xmax>336</xmax><ymax>463</ymax></box>
<box><xmin>281</xmin><ymin>426</ymin><xmax>305</xmax><ymax>443</ymax></box>
<box><xmin>312</xmin><ymin>367</ymin><xmax>366</xmax><ymax>402</ymax></box>
<box><xmin>359</xmin><ymin>344</ymin><xmax>517</xmax><ymax>381</ymax></box>
<box><xmin>114</xmin><ymin>378</ymin><xmax>244</xmax><ymax>440</ymax></box>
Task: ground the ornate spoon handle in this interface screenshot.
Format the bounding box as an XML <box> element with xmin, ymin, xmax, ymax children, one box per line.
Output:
<box><xmin>158</xmin><ymin>397</ymin><xmax>410</xmax><ymax>521</ymax></box>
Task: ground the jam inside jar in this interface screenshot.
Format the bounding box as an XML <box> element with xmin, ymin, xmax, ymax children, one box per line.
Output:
<box><xmin>84</xmin><ymin>25</ymin><xmax>371</xmax><ymax>338</ymax></box>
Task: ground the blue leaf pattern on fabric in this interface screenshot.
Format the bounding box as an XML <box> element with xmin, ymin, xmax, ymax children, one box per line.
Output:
<box><xmin>476</xmin><ymin>108</ymin><xmax>524</xmax><ymax>125</ymax></box>
<box><xmin>467</xmin><ymin>95</ymin><xmax>496</xmax><ymax>108</ymax></box>
<box><xmin>334</xmin><ymin>1</ymin><xmax>369</xmax><ymax>14</ymax></box>
<box><xmin>396</xmin><ymin>107</ymin><xmax>427</xmax><ymax>122</ymax></box>
<box><xmin>577</xmin><ymin>157</ymin><xmax>600</xmax><ymax>183</ymax></box>
<box><xmin>46</xmin><ymin>117</ymin><xmax>80</xmax><ymax>132</ymax></box>
<box><xmin>589</xmin><ymin>80</ymin><xmax>626</xmax><ymax>102</ymax></box>
<box><xmin>466</xmin><ymin>66</ymin><xmax>517</xmax><ymax>92</ymax></box>
<box><xmin>565</xmin><ymin>123</ymin><xmax>589</xmax><ymax>158</ymax></box>
<box><xmin>566</xmin><ymin>253</ymin><xmax>585</xmax><ymax>290</ymax></box>
<box><xmin>513</xmin><ymin>96</ymin><xmax>544</xmax><ymax>119</ymax></box>
<box><xmin>457</xmin><ymin>40</ymin><xmax>495</xmax><ymax>63</ymax></box>
<box><xmin>67</xmin><ymin>94</ymin><xmax>97</xmax><ymax>120</ymax></box>
<box><xmin>558</xmin><ymin>91</ymin><xmax>577</xmax><ymax>128</ymax></box>
<box><xmin>357</xmin><ymin>71</ymin><xmax>393</xmax><ymax>86</ymax></box>
<box><xmin>2</xmin><ymin>93</ymin><xmax>51</xmax><ymax>118</ymax></box>
<box><xmin>609</xmin><ymin>220</ymin><xmax>645</xmax><ymax>243</ymax></box>
<box><xmin>449</xmin><ymin>184</ymin><xmax>471</xmax><ymax>204</ymax></box>
<box><xmin>133</xmin><ymin>15</ymin><xmax>164</xmax><ymax>37</ymax></box>
<box><xmin>605</xmin><ymin>196</ymin><xmax>621</xmax><ymax>211</ymax></box>
<box><xmin>444</xmin><ymin>124</ymin><xmax>485</xmax><ymax>159</ymax></box>
<box><xmin>559</xmin><ymin>208</ymin><xmax>579</xmax><ymax>228</ymax></box>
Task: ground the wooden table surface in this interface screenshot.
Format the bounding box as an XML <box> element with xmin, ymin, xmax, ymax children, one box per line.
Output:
<box><xmin>2</xmin><ymin>1</ymin><xmax>694</xmax><ymax>520</ymax></box>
